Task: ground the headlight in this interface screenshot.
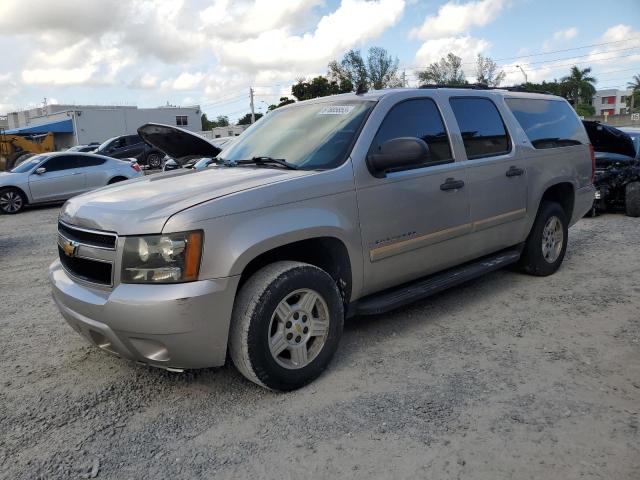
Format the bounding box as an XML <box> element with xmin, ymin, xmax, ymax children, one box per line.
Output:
<box><xmin>121</xmin><ymin>231</ymin><xmax>203</xmax><ymax>283</ymax></box>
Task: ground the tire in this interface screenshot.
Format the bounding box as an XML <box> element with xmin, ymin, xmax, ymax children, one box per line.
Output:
<box><xmin>146</xmin><ymin>152</ymin><xmax>162</xmax><ymax>170</ymax></box>
<box><xmin>108</xmin><ymin>176</ymin><xmax>127</xmax><ymax>184</ymax></box>
<box><xmin>625</xmin><ymin>182</ymin><xmax>640</xmax><ymax>217</ymax></box>
<box><xmin>229</xmin><ymin>261</ymin><xmax>344</xmax><ymax>391</ymax></box>
<box><xmin>519</xmin><ymin>201</ymin><xmax>568</xmax><ymax>276</ymax></box>
<box><xmin>0</xmin><ymin>187</ymin><xmax>27</xmax><ymax>214</ymax></box>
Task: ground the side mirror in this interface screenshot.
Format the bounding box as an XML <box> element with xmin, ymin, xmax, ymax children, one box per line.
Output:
<box><xmin>35</xmin><ymin>167</ymin><xmax>46</xmax><ymax>175</ymax></box>
<box><xmin>367</xmin><ymin>137</ymin><xmax>430</xmax><ymax>177</ymax></box>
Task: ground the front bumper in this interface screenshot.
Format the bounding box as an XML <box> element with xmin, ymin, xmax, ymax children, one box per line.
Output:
<box><xmin>49</xmin><ymin>259</ymin><xmax>240</xmax><ymax>369</ymax></box>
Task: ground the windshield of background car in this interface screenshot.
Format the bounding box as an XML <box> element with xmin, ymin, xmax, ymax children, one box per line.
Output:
<box><xmin>11</xmin><ymin>155</ymin><xmax>47</xmax><ymax>173</ymax></box>
<box><xmin>97</xmin><ymin>137</ymin><xmax>117</xmax><ymax>151</ymax></box>
<box><xmin>219</xmin><ymin>100</ymin><xmax>375</xmax><ymax>170</ymax></box>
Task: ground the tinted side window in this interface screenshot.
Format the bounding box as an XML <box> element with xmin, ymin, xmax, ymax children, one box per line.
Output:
<box><xmin>75</xmin><ymin>155</ymin><xmax>106</xmax><ymax>167</ymax></box>
<box><xmin>43</xmin><ymin>156</ymin><xmax>78</xmax><ymax>172</ymax></box>
<box><xmin>369</xmin><ymin>98</ymin><xmax>453</xmax><ymax>168</ymax></box>
<box><xmin>505</xmin><ymin>98</ymin><xmax>583</xmax><ymax>149</ymax></box>
<box><xmin>126</xmin><ymin>135</ymin><xmax>142</xmax><ymax>146</ymax></box>
<box><xmin>450</xmin><ymin>97</ymin><xmax>510</xmax><ymax>159</ymax></box>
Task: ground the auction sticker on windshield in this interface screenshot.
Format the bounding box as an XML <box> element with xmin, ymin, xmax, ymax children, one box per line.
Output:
<box><xmin>318</xmin><ymin>105</ymin><xmax>355</xmax><ymax>115</ymax></box>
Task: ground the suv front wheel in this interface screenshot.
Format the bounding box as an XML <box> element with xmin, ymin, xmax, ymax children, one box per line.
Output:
<box><xmin>229</xmin><ymin>261</ymin><xmax>344</xmax><ymax>391</ymax></box>
<box><xmin>519</xmin><ymin>201</ymin><xmax>568</xmax><ymax>276</ymax></box>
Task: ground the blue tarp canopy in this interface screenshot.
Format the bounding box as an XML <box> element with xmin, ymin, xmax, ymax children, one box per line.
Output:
<box><xmin>4</xmin><ymin>119</ymin><xmax>73</xmax><ymax>134</ymax></box>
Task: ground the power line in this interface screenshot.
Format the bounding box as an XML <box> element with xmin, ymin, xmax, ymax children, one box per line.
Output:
<box><xmin>402</xmin><ymin>36</ymin><xmax>640</xmax><ymax>70</ymax></box>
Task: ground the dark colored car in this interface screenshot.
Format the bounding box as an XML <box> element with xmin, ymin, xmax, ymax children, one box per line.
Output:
<box><xmin>67</xmin><ymin>143</ymin><xmax>100</xmax><ymax>153</ymax></box>
<box><xmin>161</xmin><ymin>136</ymin><xmax>234</xmax><ymax>171</ymax></box>
<box><xmin>582</xmin><ymin>121</ymin><xmax>640</xmax><ymax>217</ymax></box>
<box><xmin>93</xmin><ymin>134</ymin><xmax>164</xmax><ymax>169</ymax></box>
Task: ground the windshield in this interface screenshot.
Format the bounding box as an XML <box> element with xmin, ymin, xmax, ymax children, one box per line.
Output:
<box><xmin>10</xmin><ymin>155</ymin><xmax>47</xmax><ymax>173</ymax></box>
<box><xmin>97</xmin><ymin>137</ymin><xmax>117</xmax><ymax>152</ymax></box>
<box><xmin>219</xmin><ymin>100</ymin><xmax>374</xmax><ymax>170</ymax></box>
<box><xmin>626</xmin><ymin>132</ymin><xmax>640</xmax><ymax>157</ymax></box>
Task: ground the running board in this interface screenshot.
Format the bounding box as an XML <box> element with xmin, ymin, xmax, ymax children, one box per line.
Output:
<box><xmin>350</xmin><ymin>248</ymin><xmax>522</xmax><ymax>316</ymax></box>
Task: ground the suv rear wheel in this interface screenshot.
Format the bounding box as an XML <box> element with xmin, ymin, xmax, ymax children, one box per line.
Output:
<box><xmin>229</xmin><ymin>261</ymin><xmax>344</xmax><ymax>391</ymax></box>
<box><xmin>519</xmin><ymin>201</ymin><xmax>568</xmax><ymax>276</ymax></box>
<box><xmin>625</xmin><ymin>181</ymin><xmax>640</xmax><ymax>217</ymax></box>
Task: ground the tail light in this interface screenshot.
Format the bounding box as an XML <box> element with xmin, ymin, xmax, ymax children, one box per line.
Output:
<box><xmin>589</xmin><ymin>144</ymin><xmax>595</xmax><ymax>184</ymax></box>
<box><xmin>131</xmin><ymin>162</ymin><xmax>142</xmax><ymax>173</ymax></box>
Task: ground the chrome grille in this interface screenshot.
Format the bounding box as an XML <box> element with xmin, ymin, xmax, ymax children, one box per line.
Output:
<box><xmin>57</xmin><ymin>221</ymin><xmax>118</xmax><ymax>286</ymax></box>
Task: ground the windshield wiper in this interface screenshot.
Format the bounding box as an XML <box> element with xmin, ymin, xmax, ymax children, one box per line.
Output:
<box><xmin>219</xmin><ymin>156</ymin><xmax>299</xmax><ymax>170</ymax></box>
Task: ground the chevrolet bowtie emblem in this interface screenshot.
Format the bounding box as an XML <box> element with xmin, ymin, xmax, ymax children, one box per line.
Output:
<box><xmin>62</xmin><ymin>240</ymin><xmax>79</xmax><ymax>257</ymax></box>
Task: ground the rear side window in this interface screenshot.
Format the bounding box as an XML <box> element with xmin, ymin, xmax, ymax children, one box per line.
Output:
<box><xmin>76</xmin><ymin>155</ymin><xmax>106</xmax><ymax>167</ymax></box>
<box><xmin>450</xmin><ymin>97</ymin><xmax>510</xmax><ymax>159</ymax></box>
<box><xmin>505</xmin><ymin>98</ymin><xmax>583</xmax><ymax>149</ymax></box>
<box><xmin>369</xmin><ymin>98</ymin><xmax>453</xmax><ymax>167</ymax></box>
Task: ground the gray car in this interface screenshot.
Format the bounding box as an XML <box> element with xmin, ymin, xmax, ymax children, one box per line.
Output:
<box><xmin>0</xmin><ymin>152</ymin><xmax>143</xmax><ymax>214</ymax></box>
<box><xmin>49</xmin><ymin>88</ymin><xmax>595</xmax><ymax>390</ymax></box>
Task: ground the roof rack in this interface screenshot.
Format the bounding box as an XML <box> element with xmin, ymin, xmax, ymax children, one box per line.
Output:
<box><xmin>417</xmin><ymin>83</ymin><xmax>554</xmax><ymax>94</ymax></box>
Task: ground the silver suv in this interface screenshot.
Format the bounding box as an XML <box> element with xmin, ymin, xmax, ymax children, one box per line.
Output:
<box><xmin>49</xmin><ymin>88</ymin><xmax>595</xmax><ymax>390</ymax></box>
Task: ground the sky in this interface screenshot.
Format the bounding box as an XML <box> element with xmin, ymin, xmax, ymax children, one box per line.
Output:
<box><xmin>0</xmin><ymin>0</ymin><xmax>639</xmax><ymax>123</ymax></box>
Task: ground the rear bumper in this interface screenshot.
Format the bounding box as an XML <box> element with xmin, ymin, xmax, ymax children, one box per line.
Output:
<box><xmin>49</xmin><ymin>259</ymin><xmax>240</xmax><ymax>369</ymax></box>
<box><xmin>570</xmin><ymin>184</ymin><xmax>596</xmax><ymax>226</ymax></box>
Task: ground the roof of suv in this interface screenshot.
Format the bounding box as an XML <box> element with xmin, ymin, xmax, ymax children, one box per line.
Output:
<box><xmin>294</xmin><ymin>86</ymin><xmax>565</xmax><ymax>104</ymax></box>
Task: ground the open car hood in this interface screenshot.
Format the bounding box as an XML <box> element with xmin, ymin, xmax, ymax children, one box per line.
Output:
<box><xmin>137</xmin><ymin>123</ymin><xmax>222</xmax><ymax>160</ymax></box>
<box><xmin>582</xmin><ymin>121</ymin><xmax>637</xmax><ymax>158</ymax></box>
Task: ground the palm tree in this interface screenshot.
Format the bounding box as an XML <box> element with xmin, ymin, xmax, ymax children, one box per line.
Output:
<box><xmin>627</xmin><ymin>74</ymin><xmax>640</xmax><ymax>113</ymax></box>
<box><xmin>561</xmin><ymin>66</ymin><xmax>597</xmax><ymax>108</ymax></box>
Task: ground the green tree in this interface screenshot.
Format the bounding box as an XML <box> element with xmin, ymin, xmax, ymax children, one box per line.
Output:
<box><xmin>268</xmin><ymin>96</ymin><xmax>296</xmax><ymax>111</ymax></box>
<box><xmin>328</xmin><ymin>47</ymin><xmax>401</xmax><ymax>91</ymax></box>
<box><xmin>561</xmin><ymin>66</ymin><xmax>596</xmax><ymax>107</ymax></box>
<box><xmin>291</xmin><ymin>76</ymin><xmax>352</xmax><ymax>101</ymax></box>
<box><xmin>519</xmin><ymin>81</ymin><xmax>564</xmax><ymax>96</ymax></box>
<box><xmin>237</xmin><ymin>112</ymin><xmax>263</xmax><ymax>125</ymax></box>
<box><xmin>576</xmin><ymin>103</ymin><xmax>595</xmax><ymax>117</ymax></box>
<box><xmin>417</xmin><ymin>53</ymin><xmax>467</xmax><ymax>86</ymax></box>
<box><xmin>475</xmin><ymin>54</ymin><xmax>505</xmax><ymax>87</ymax></box>
<box><xmin>367</xmin><ymin>47</ymin><xmax>402</xmax><ymax>89</ymax></box>
<box><xmin>215</xmin><ymin>115</ymin><xmax>229</xmax><ymax>127</ymax></box>
<box><xmin>627</xmin><ymin>74</ymin><xmax>640</xmax><ymax>112</ymax></box>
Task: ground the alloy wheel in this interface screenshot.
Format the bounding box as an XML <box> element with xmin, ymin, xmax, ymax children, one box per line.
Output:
<box><xmin>268</xmin><ymin>288</ymin><xmax>330</xmax><ymax>369</ymax></box>
<box><xmin>541</xmin><ymin>215</ymin><xmax>563</xmax><ymax>263</ymax></box>
<box><xmin>0</xmin><ymin>191</ymin><xmax>23</xmax><ymax>213</ymax></box>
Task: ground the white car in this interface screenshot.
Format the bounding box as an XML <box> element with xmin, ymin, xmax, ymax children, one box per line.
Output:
<box><xmin>0</xmin><ymin>152</ymin><xmax>144</xmax><ymax>214</ymax></box>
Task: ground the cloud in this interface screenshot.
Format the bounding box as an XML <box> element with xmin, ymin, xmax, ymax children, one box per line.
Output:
<box><xmin>162</xmin><ymin>72</ymin><xmax>206</xmax><ymax>91</ymax></box>
<box><xmin>410</xmin><ymin>0</ymin><xmax>507</xmax><ymax>40</ymax></box>
<box><xmin>414</xmin><ymin>36</ymin><xmax>490</xmax><ymax>70</ymax></box>
<box><xmin>542</xmin><ymin>27</ymin><xmax>578</xmax><ymax>51</ymax></box>
<box><xmin>215</xmin><ymin>0</ymin><xmax>406</xmax><ymax>71</ymax></box>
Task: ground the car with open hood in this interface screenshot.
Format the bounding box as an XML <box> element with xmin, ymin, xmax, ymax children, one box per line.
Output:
<box><xmin>582</xmin><ymin>120</ymin><xmax>640</xmax><ymax>216</ymax></box>
<box><xmin>49</xmin><ymin>88</ymin><xmax>595</xmax><ymax>390</ymax></box>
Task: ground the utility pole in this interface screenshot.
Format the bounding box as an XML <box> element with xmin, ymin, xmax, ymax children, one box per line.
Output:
<box><xmin>249</xmin><ymin>87</ymin><xmax>255</xmax><ymax>124</ymax></box>
<box><xmin>515</xmin><ymin>65</ymin><xmax>528</xmax><ymax>84</ymax></box>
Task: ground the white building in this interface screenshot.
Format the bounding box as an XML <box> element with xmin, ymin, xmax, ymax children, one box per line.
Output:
<box><xmin>4</xmin><ymin>104</ymin><xmax>202</xmax><ymax>149</ymax></box>
<box><xmin>210</xmin><ymin>125</ymin><xmax>248</xmax><ymax>138</ymax></box>
<box><xmin>592</xmin><ymin>88</ymin><xmax>632</xmax><ymax>116</ymax></box>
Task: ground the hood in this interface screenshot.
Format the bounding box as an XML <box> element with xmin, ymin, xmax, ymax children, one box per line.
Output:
<box><xmin>137</xmin><ymin>123</ymin><xmax>222</xmax><ymax>160</ymax></box>
<box><xmin>582</xmin><ymin>121</ymin><xmax>637</xmax><ymax>158</ymax></box>
<box><xmin>59</xmin><ymin>166</ymin><xmax>312</xmax><ymax>235</ymax></box>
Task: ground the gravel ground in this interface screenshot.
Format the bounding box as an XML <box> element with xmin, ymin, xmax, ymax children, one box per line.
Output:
<box><xmin>1</xmin><ymin>206</ymin><xmax>639</xmax><ymax>479</ymax></box>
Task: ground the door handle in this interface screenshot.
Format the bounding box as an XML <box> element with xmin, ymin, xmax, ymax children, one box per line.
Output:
<box><xmin>506</xmin><ymin>166</ymin><xmax>524</xmax><ymax>177</ymax></box>
<box><xmin>440</xmin><ymin>178</ymin><xmax>465</xmax><ymax>191</ymax></box>
<box><xmin>71</xmin><ymin>172</ymin><xmax>82</xmax><ymax>175</ymax></box>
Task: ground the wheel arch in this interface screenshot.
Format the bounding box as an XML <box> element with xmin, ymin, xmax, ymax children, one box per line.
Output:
<box><xmin>236</xmin><ymin>235</ymin><xmax>354</xmax><ymax>307</ymax></box>
<box><xmin>0</xmin><ymin>185</ymin><xmax>30</xmax><ymax>205</ymax></box>
<box><xmin>537</xmin><ymin>181</ymin><xmax>575</xmax><ymax>220</ymax></box>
